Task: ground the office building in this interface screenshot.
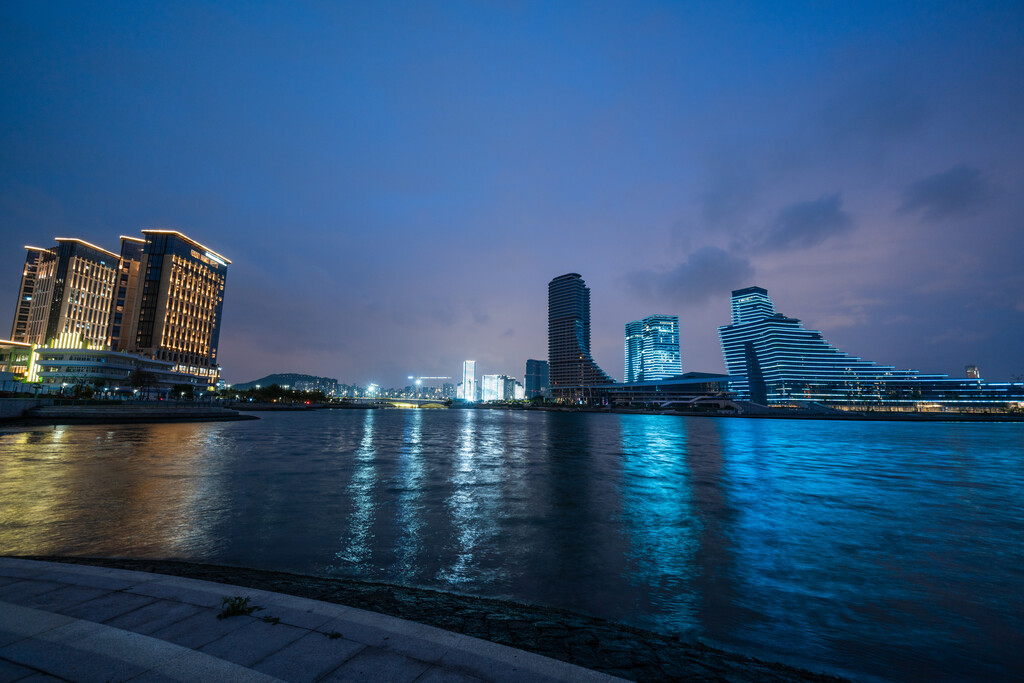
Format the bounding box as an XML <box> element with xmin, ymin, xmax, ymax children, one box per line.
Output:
<box><xmin>625</xmin><ymin>314</ymin><xmax>681</xmax><ymax>382</ymax></box>
<box><xmin>23</xmin><ymin>239</ymin><xmax>119</xmax><ymax>349</ymax></box>
<box><xmin>462</xmin><ymin>360</ymin><xmax>476</xmax><ymax>402</ymax></box>
<box><xmin>548</xmin><ymin>273</ymin><xmax>613</xmax><ymax>400</ymax></box>
<box><xmin>481</xmin><ymin>374</ymin><xmax>500</xmax><ymax>402</ymax></box>
<box><xmin>121</xmin><ymin>230</ymin><xmax>230</xmax><ymax>386</ymax></box>
<box><xmin>718</xmin><ymin>286</ymin><xmax>1023</xmax><ymax>409</ymax></box>
<box><xmin>524</xmin><ymin>359</ymin><xmax>548</xmax><ymax>398</ymax></box>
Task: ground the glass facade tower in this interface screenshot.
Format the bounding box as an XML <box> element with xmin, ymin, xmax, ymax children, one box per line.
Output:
<box><xmin>524</xmin><ymin>359</ymin><xmax>549</xmax><ymax>398</ymax></box>
<box><xmin>625</xmin><ymin>314</ymin><xmax>681</xmax><ymax>383</ymax></box>
<box><xmin>548</xmin><ymin>273</ymin><xmax>613</xmax><ymax>399</ymax></box>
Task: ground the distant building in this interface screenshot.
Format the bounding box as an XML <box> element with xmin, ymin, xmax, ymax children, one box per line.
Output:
<box><xmin>524</xmin><ymin>359</ymin><xmax>548</xmax><ymax>398</ymax></box>
<box><xmin>478</xmin><ymin>374</ymin><xmax>502</xmax><ymax>402</ymax></box>
<box><xmin>966</xmin><ymin>365</ymin><xmax>981</xmax><ymax>380</ymax></box>
<box><xmin>462</xmin><ymin>360</ymin><xmax>476</xmax><ymax>402</ymax></box>
<box><xmin>624</xmin><ymin>314</ymin><xmax>681</xmax><ymax>383</ymax></box>
<box><xmin>513</xmin><ymin>380</ymin><xmax>525</xmax><ymax>401</ymax></box>
<box><xmin>548</xmin><ymin>273</ymin><xmax>613</xmax><ymax>401</ymax></box>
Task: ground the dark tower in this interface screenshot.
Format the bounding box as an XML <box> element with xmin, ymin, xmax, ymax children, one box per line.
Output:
<box><xmin>547</xmin><ymin>273</ymin><xmax>613</xmax><ymax>401</ymax></box>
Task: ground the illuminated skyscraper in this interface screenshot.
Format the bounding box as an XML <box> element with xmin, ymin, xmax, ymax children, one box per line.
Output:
<box><xmin>23</xmin><ymin>239</ymin><xmax>118</xmax><ymax>349</ymax></box>
<box><xmin>462</xmin><ymin>360</ymin><xmax>476</xmax><ymax>402</ymax></box>
<box><xmin>548</xmin><ymin>273</ymin><xmax>613</xmax><ymax>399</ymax></box>
<box><xmin>625</xmin><ymin>314</ymin><xmax>681</xmax><ymax>382</ymax></box>
<box><xmin>122</xmin><ymin>230</ymin><xmax>230</xmax><ymax>386</ymax></box>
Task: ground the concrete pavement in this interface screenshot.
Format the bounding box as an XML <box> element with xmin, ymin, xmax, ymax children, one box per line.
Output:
<box><xmin>0</xmin><ymin>557</ymin><xmax>624</xmax><ymax>682</ymax></box>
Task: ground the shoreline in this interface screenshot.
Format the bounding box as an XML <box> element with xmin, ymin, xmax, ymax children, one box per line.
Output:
<box><xmin>12</xmin><ymin>555</ymin><xmax>847</xmax><ymax>682</ymax></box>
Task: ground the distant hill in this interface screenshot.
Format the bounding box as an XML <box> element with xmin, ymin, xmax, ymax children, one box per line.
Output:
<box><xmin>231</xmin><ymin>373</ymin><xmax>339</xmax><ymax>391</ymax></box>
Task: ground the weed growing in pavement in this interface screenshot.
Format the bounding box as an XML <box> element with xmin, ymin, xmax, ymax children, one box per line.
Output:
<box><xmin>217</xmin><ymin>596</ymin><xmax>263</xmax><ymax>620</ymax></box>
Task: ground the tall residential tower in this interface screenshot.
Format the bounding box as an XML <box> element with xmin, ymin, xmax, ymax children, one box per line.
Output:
<box><xmin>547</xmin><ymin>273</ymin><xmax>613</xmax><ymax>399</ymax></box>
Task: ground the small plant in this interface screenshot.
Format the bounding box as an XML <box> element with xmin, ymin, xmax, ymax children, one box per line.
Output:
<box><xmin>217</xmin><ymin>596</ymin><xmax>263</xmax><ymax>620</ymax></box>
<box><xmin>326</xmin><ymin>630</ymin><xmax>342</xmax><ymax>640</ymax></box>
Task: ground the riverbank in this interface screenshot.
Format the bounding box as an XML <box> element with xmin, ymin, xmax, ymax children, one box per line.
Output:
<box><xmin>0</xmin><ymin>399</ymin><xmax>257</xmax><ymax>424</ymax></box>
<box><xmin>17</xmin><ymin>556</ymin><xmax>846</xmax><ymax>682</ymax></box>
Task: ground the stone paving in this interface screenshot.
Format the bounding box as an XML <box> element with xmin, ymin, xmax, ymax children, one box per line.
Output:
<box><xmin>0</xmin><ymin>558</ymin><xmax>623</xmax><ymax>682</ymax></box>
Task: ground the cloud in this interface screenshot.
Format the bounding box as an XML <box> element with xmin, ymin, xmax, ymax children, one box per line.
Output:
<box><xmin>627</xmin><ymin>246</ymin><xmax>754</xmax><ymax>306</ymax></box>
<box><xmin>898</xmin><ymin>164</ymin><xmax>995</xmax><ymax>221</ymax></box>
<box><xmin>757</xmin><ymin>193</ymin><xmax>853</xmax><ymax>251</ymax></box>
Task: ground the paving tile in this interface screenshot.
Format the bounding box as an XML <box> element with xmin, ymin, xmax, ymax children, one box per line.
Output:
<box><xmin>321</xmin><ymin>648</ymin><xmax>429</xmax><ymax>683</ymax></box>
<box><xmin>147</xmin><ymin>610</ymin><xmax>250</xmax><ymax>650</ymax></box>
<box><xmin>415</xmin><ymin>666</ymin><xmax>486</xmax><ymax>683</ymax></box>
<box><xmin>198</xmin><ymin>619</ymin><xmax>307</xmax><ymax>667</ymax></box>
<box><xmin>318</xmin><ymin>614</ymin><xmax>452</xmax><ymax>664</ymax></box>
<box><xmin>103</xmin><ymin>599</ymin><xmax>204</xmax><ymax>635</ymax></box>
<box><xmin>62</xmin><ymin>592</ymin><xmax>157</xmax><ymax>623</ymax></box>
<box><xmin>252</xmin><ymin>631</ymin><xmax>364</xmax><ymax>682</ymax></box>
<box><xmin>0</xmin><ymin>656</ymin><xmax>39</xmax><ymax>683</ymax></box>
<box><xmin>15</xmin><ymin>585</ymin><xmax>110</xmax><ymax>614</ymax></box>
<box><xmin>255</xmin><ymin>603</ymin><xmax>336</xmax><ymax>631</ymax></box>
<box><xmin>0</xmin><ymin>581</ymin><xmax>64</xmax><ymax>605</ymax></box>
<box><xmin>144</xmin><ymin>650</ymin><xmax>282</xmax><ymax>682</ymax></box>
<box><xmin>125</xmin><ymin>582</ymin><xmax>228</xmax><ymax>609</ymax></box>
<box><xmin>0</xmin><ymin>602</ymin><xmax>76</xmax><ymax>647</ymax></box>
<box><xmin>0</xmin><ymin>638</ymin><xmax>148</xmax><ymax>682</ymax></box>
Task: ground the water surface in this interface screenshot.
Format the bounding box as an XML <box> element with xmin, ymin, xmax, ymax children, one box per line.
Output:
<box><xmin>2</xmin><ymin>410</ymin><xmax>1022</xmax><ymax>681</ymax></box>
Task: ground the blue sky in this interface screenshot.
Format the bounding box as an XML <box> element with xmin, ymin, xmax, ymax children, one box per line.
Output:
<box><xmin>2</xmin><ymin>1</ymin><xmax>1022</xmax><ymax>385</ymax></box>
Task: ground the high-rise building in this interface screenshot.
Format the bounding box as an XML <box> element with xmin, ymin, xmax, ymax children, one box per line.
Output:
<box><xmin>9</xmin><ymin>247</ymin><xmax>46</xmax><ymax>342</ymax></box>
<box><xmin>480</xmin><ymin>374</ymin><xmax>501</xmax><ymax>402</ymax></box>
<box><xmin>624</xmin><ymin>314</ymin><xmax>681</xmax><ymax>383</ymax></box>
<box><xmin>24</xmin><ymin>239</ymin><xmax>119</xmax><ymax>349</ymax></box>
<box><xmin>107</xmin><ymin>236</ymin><xmax>146</xmax><ymax>351</ymax></box>
<box><xmin>462</xmin><ymin>360</ymin><xmax>476</xmax><ymax>402</ymax></box>
<box><xmin>547</xmin><ymin>273</ymin><xmax>613</xmax><ymax>399</ymax></box>
<box><xmin>121</xmin><ymin>230</ymin><xmax>230</xmax><ymax>385</ymax></box>
<box><xmin>524</xmin><ymin>359</ymin><xmax>548</xmax><ymax>398</ymax></box>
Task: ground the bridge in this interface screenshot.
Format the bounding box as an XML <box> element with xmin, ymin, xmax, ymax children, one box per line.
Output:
<box><xmin>336</xmin><ymin>397</ymin><xmax>448</xmax><ymax>408</ymax></box>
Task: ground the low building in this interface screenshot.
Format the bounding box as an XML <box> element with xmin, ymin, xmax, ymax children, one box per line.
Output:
<box><xmin>33</xmin><ymin>348</ymin><xmax>187</xmax><ymax>396</ymax></box>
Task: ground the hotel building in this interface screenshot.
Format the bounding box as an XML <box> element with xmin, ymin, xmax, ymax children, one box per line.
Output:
<box><xmin>4</xmin><ymin>229</ymin><xmax>230</xmax><ymax>393</ymax></box>
<box><xmin>624</xmin><ymin>314</ymin><xmax>682</xmax><ymax>383</ymax></box>
<box><xmin>22</xmin><ymin>239</ymin><xmax>119</xmax><ymax>349</ymax></box>
<box><xmin>547</xmin><ymin>273</ymin><xmax>613</xmax><ymax>400</ymax></box>
<box><xmin>121</xmin><ymin>230</ymin><xmax>230</xmax><ymax>384</ymax></box>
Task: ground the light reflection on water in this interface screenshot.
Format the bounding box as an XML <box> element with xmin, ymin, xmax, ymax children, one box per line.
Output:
<box><xmin>1</xmin><ymin>411</ymin><xmax>1022</xmax><ymax>682</ymax></box>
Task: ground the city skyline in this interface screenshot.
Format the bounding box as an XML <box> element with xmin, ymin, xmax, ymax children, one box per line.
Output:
<box><xmin>2</xmin><ymin>2</ymin><xmax>1022</xmax><ymax>385</ymax></box>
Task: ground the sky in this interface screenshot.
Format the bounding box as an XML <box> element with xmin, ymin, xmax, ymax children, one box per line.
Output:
<box><xmin>2</xmin><ymin>1</ymin><xmax>1022</xmax><ymax>386</ymax></box>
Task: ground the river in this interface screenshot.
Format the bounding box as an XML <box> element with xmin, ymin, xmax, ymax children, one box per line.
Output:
<box><xmin>1</xmin><ymin>409</ymin><xmax>1022</xmax><ymax>681</ymax></box>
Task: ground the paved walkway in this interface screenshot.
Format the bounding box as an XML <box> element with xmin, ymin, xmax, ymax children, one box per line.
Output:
<box><xmin>0</xmin><ymin>558</ymin><xmax>623</xmax><ymax>682</ymax></box>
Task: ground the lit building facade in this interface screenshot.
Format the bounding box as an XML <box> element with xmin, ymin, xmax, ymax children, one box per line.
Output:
<box><xmin>625</xmin><ymin>314</ymin><xmax>681</xmax><ymax>383</ymax></box>
<box><xmin>524</xmin><ymin>359</ymin><xmax>548</xmax><ymax>398</ymax></box>
<box><xmin>481</xmin><ymin>374</ymin><xmax>501</xmax><ymax>402</ymax></box>
<box><xmin>122</xmin><ymin>230</ymin><xmax>229</xmax><ymax>387</ymax></box>
<box><xmin>24</xmin><ymin>239</ymin><xmax>118</xmax><ymax>349</ymax></box>
<box><xmin>461</xmin><ymin>360</ymin><xmax>476</xmax><ymax>402</ymax></box>
<box><xmin>718</xmin><ymin>286</ymin><xmax>1024</xmax><ymax>409</ymax></box>
<box><xmin>548</xmin><ymin>273</ymin><xmax>613</xmax><ymax>400</ymax></box>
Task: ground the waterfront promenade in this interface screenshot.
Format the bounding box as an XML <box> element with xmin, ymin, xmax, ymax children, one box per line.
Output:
<box><xmin>0</xmin><ymin>558</ymin><xmax>622</xmax><ymax>682</ymax></box>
